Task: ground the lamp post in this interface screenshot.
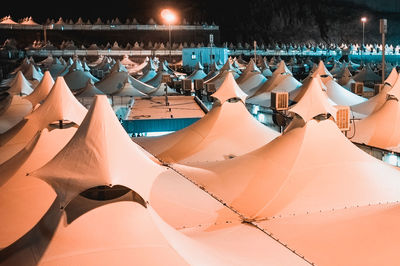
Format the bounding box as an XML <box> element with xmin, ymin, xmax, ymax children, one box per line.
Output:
<box><xmin>361</xmin><ymin>17</ymin><xmax>367</xmax><ymax>67</ymax></box>
<box><xmin>161</xmin><ymin>9</ymin><xmax>176</xmax><ymax>63</ymax></box>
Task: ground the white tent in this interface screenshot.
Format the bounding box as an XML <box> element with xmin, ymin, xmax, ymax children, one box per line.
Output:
<box><xmin>0</xmin><ymin>127</ymin><xmax>76</xmax><ymax>248</ymax></box>
<box><xmin>74</xmin><ymin>79</ymin><xmax>105</xmax><ymax>97</ymax></box>
<box><xmin>247</xmin><ymin>61</ymin><xmax>301</xmax><ymax>107</ymax></box>
<box><xmin>351</xmin><ymin>69</ymin><xmax>400</xmax><ymax>117</ymax></box>
<box><xmin>63</xmin><ymin>60</ymin><xmax>99</xmax><ymax>91</ymax></box>
<box><xmin>324</xmin><ymin>77</ymin><xmax>367</xmax><ymax>106</ymax></box>
<box><xmin>0</xmin><ymin>95</ymin><xmax>32</xmax><ymax>134</ymax></box>
<box><xmin>204</xmin><ymin>60</ymin><xmax>240</xmax><ymax>88</ymax></box>
<box><xmin>146</xmin><ymin>60</ymin><xmax>175</xmax><ymax>88</ymax></box>
<box><xmin>134</xmin><ymin>72</ymin><xmax>279</xmax><ymax>164</ymax></box>
<box><xmin>289</xmin><ymin>75</ymin><xmax>337</xmax><ymax>122</ymax></box>
<box><xmin>6</xmin><ymin>71</ymin><xmax>33</xmax><ymax>96</ymax></box>
<box><xmin>174</xmin><ymin>119</ymin><xmax>400</xmax><ymax>220</ymax></box>
<box><xmin>24</xmin><ymin>70</ymin><xmax>55</xmax><ymax>106</ymax></box>
<box><xmin>0</xmin><ymin>77</ymin><xmax>86</xmax><ymax>163</ymax></box>
<box><xmin>235</xmin><ymin>58</ymin><xmax>267</xmax><ymax>96</ymax></box>
<box><xmin>138</xmin><ymin>58</ymin><xmax>157</xmax><ymax>82</ymax></box>
<box><xmin>186</xmin><ymin>62</ymin><xmax>207</xmax><ymax>80</ymax></box>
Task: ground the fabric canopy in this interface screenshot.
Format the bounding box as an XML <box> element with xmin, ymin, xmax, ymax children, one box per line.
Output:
<box><xmin>174</xmin><ymin>119</ymin><xmax>400</xmax><ymax>220</ymax></box>
<box><xmin>24</xmin><ymin>70</ymin><xmax>54</xmax><ymax>106</ymax></box>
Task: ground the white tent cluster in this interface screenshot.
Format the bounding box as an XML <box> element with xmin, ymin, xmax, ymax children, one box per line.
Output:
<box><xmin>2</xmin><ymin>53</ymin><xmax>400</xmax><ymax>265</ymax></box>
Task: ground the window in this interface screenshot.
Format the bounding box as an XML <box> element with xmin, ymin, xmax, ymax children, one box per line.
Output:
<box><xmin>191</xmin><ymin>52</ymin><xmax>196</xmax><ymax>60</ymax></box>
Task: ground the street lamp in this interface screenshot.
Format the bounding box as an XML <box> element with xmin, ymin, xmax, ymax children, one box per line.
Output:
<box><xmin>361</xmin><ymin>17</ymin><xmax>367</xmax><ymax>67</ymax></box>
<box><xmin>161</xmin><ymin>9</ymin><xmax>177</xmax><ymax>63</ymax></box>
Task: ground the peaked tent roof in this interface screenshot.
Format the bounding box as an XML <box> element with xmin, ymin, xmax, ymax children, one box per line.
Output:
<box><xmin>23</xmin><ymin>63</ymin><xmax>43</xmax><ymax>82</ymax></box>
<box><xmin>324</xmin><ymin>77</ymin><xmax>367</xmax><ymax>106</ymax></box>
<box><xmin>63</xmin><ymin>68</ymin><xmax>99</xmax><ymax>91</ymax></box>
<box><xmin>247</xmin><ymin>72</ymin><xmax>301</xmax><ymax>107</ymax></box>
<box><xmin>0</xmin><ymin>76</ymin><xmax>87</xmax><ymax>147</ymax></box>
<box><xmin>6</xmin><ymin>71</ymin><xmax>33</xmax><ymax>96</ymax></box>
<box><xmin>0</xmin><ymin>127</ymin><xmax>76</xmax><ymax>248</ymax></box>
<box><xmin>211</xmin><ymin>72</ymin><xmax>248</xmax><ymax>104</ymax></box>
<box><xmin>134</xmin><ymin>76</ymin><xmax>278</xmax><ymax>164</ymax></box>
<box><xmin>31</xmin><ymin>95</ymin><xmax>164</xmax><ymax>206</ymax></box>
<box><xmin>353</xmin><ymin>64</ymin><xmax>381</xmax><ymax>83</ymax></box>
<box><xmin>351</xmin><ymin>73</ymin><xmax>400</xmax><ymax>116</ymax></box>
<box><xmin>74</xmin><ymin>79</ymin><xmax>105</xmax><ymax>97</ymax></box>
<box><xmin>24</xmin><ymin>70</ymin><xmax>54</xmax><ymax>106</ymax></box>
<box><xmin>349</xmin><ymin>97</ymin><xmax>400</xmax><ymax>150</ymax></box>
<box><xmin>289</xmin><ymin>75</ymin><xmax>337</xmax><ymax>122</ymax></box>
<box><xmin>0</xmin><ymin>95</ymin><xmax>32</xmax><ymax>134</ymax></box>
<box><xmin>111</xmin><ymin>77</ymin><xmax>148</xmax><ymax>97</ymax></box>
<box><xmin>174</xmin><ymin>119</ymin><xmax>400</xmax><ymax>220</ymax></box>
<box><xmin>96</xmin><ymin>70</ymin><xmax>154</xmax><ymax>95</ymax></box>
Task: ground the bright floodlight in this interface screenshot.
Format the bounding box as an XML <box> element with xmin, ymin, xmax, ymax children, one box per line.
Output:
<box><xmin>361</xmin><ymin>17</ymin><xmax>367</xmax><ymax>23</ymax></box>
<box><xmin>161</xmin><ymin>9</ymin><xmax>176</xmax><ymax>24</ymax></box>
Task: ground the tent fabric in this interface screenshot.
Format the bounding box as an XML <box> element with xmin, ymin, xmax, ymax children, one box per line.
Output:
<box><xmin>1</xmin><ymin>199</ymin><xmax>227</xmax><ymax>265</ymax></box>
<box><xmin>0</xmin><ymin>76</ymin><xmax>86</xmax><ymax>148</ymax></box>
<box><xmin>173</xmin><ymin>119</ymin><xmax>400</xmax><ymax>220</ymax></box>
<box><xmin>235</xmin><ymin>58</ymin><xmax>260</xmax><ymax>84</ymax></box>
<box><xmin>24</xmin><ymin>70</ymin><xmax>54</xmax><ymax>106</ymax></box>
<box><xmin>0</xmin><ymin>128</ymin><xmax>76</xmax><ymax>248</ymax></box>
<box><xmin>259</xmin><ymin>203</ymin><xmax>400</xmax><ymax>266</ymax></box>
<box><xmin>96</xmin><ymin>70</ymin><xmax>155</xmax><ymax>95</ymax></box>
<box><xmin>63</xmin><ymin>68</ymin><xmax>99</xmax><ymax>91</ymax></box>
<box><xmin>186</xmin><ymin>62</ymin><xmax>207</xmax><ymax>80</ymax></box>
<box><xmin>6</xmin><ymin>71</ymin><xmax>33</xmax><ymax>96</ymax></box>
<box><xmin>31</xmin><ymin>95</ymin><xmax>164</xmax><ymax>207</ymax></box>
<box><xmin>0</xmin><ymin>95</ymin><xmax>32</xmax><ymax>134</ymax></box>
<box><xmin>23</xmin><ymin>63</ymin><xmax>43</xmax><ymax>82</ymax></box>
<box><xmin>247</xmin><ymin>72</ymin><xmax>301</xmax><ymax>107</ymax></box>
<box><xmin>146</xmin><ymin>61</ymin><xmax>175</xmax><ymax>88</ymax></box>
<box><xmin>349</xmin><ymin>98</ymin><xmax>400</xmax><ymax>150</ymax></box>
<box><xmin>324</xmin><ymin>77</ymin><xmax>367</xmax><ymax>106</ymax></box>
<box><xmin>205</xmin><ymin>60</ymin><xmax>240</xmax><ymax>87</ymax></box>
<box><xmin>110</xmin><ymin>78</ymin><xmax>148</xmax><ymax>97</ymax></box>
<box><xmin>350</xmin><ymin>73</ymin><xmax>400</xmax><ymax>117</ymax></box>
<box><xmin>74</xmin><ymin>79</ymin><xmax>105</xmax><ymax>97</ymax></box>
<box><xmin>353</xmin><ymin>64</ymin><xmax>381</xmax><ymax>83</ymax></box>
<box><xmin>134</xmin><ymin>100</ymin><xmax>278</xmax><ymax>164</ymax></box>
<box><xmin>211</xmin><ymin>72</ymin><xmax>248</xmax><ymax>104</ymax></box>
<box><xmin>289</xmin><ymin>75</ymin><xmax>337</xmax><ymax>122</ymax></box>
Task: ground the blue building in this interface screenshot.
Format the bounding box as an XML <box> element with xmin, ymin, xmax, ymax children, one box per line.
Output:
<box><xmin>182</xmin><ymin>47</ymin><xmax>229</xmax><ymax>72</ymax></box>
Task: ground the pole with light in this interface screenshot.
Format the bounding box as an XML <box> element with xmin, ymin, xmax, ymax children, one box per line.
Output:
<box><xmin>380</xmin><ymin>18</ymin><xmax>387</xmax><ymax>85</ymax></box>
<box><xmin>161</xmin><ymin>9</ymin><xmax>176</xmax><ymax>63</ymax></box>
<box><xmin>361</xmin><ymin>17</ymin><xmax>367</xmax><ymax>67</ymax></box>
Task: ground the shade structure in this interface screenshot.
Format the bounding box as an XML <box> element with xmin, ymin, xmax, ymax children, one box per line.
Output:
<box><xmin>211</xmin><ymin>71</ymin><xmax>248</xmax><ymax>104</ymax></box>
<box><xmin>6</xmin><ymin>71</ymin><xmax>33</xmax><ymax>96</ymax></box>
<box><xmin>324</xmin><ymin>76</ymin><xmax>366</xmax><ymax>106</ymax></box>
<box><xmin>24</xmin><ymin>70</ymin><xmax>55</xmax><ymax>106</ymax></box>
<box><xmin>351</xmin><ymin>72</ymin><xmax>400</xmax><ymax>117</ymax></box>
<box><xmin>138</xmin><ymin>58</ymin><xmax>157</xmax><ymax>82</ymax></box>
<box><xmin>23</xmin><ymin>63</ymin><xmax>43</xmax><ymax>84</ymax></box>
<box><xmin>186</xmin><ymin>62</ymin><xmax>207</xmax><ymax>80</ymax></box>
<box><xmin>204</xmin><ymin>60</ymin><xmax>240</xmax><ymax>89</ymax></box>
<box><xmin>0</xmin><ymin>95</ymin><xmax>32</xmax><ymax>134</ymax></box>
<box><xmin>259</xmin><ymin>59</ymin><xmax>273</xmax><ymax>77</ymax></box>
<box><xmin>110</xmin><ymin>77</ymin><xmax>148</xmax><ymax>97</ymax></box>
<box><xmin>0</xmin><ymin>127</ymin><xmax>76</xmax><ymax>248</ymax></box>
<box><xmin>385</xmin><ymin>67</ymin><xmax>399</xmax><ymax>87</ymax></box>
<box><xmin>289</xmin><ymin>75</ymin><xmax>337</xmax><ymax>122</ymax></box>
<box><xmin>134</xmin><ymin>73</ymin><xmax>278</xmax><ymax>164</ymax></box>
<box><xmin>202</xmin><ymin>62</ymin><xmax>220</xmax><ymax>81</ymax></box>
<box><xmin>353</xmin><ymin>64</ymin><xmax>381</xmax><ymax>84</ymax></box>
<box><xmin>96</xmin><ymin>68</ymin><xmax>154</xmax><ymax>95</ymax></box>
<box><xmin>336</xmin><ymin>66</ymin><xmax>353</xmax><ymax>86</ymax></box>
<box><xmin>236</xmin><ymin>58</ymin><xmax>267</xmax><ymax>96</ymax></box>
<box><xmin>48</xmin><ymin>57</ymin><xmax>67</xmax><ymax>78</ymax></box>
<box><xmin>259</xmin><ymin>203</ymin><xmax>400</xmax><ymax>266</ymax></box>
<box><xmin>349</xmin><ymin>97</ymin><xmax>400</xmax><ymax>150</ymax></box>
<box><xmin>247</xmin><ymin>72</ymin><xmax>301</xmax><ymax>107</ymax></box>
<box><xmin>0</xmin><ymin>77</ymin><xmax>86</xmax><ymax>163</ymax></box>
<box><xmin>174</xmin><ymin>119</ymin><xmax>400</xmax><ymax>220</ymax></box>
<box><xmin>235</xmin><ymin>58</ymin><xmax>260</xmax><ymax>84</ymax></box>
<box><xmin>74</xmin><ymin>79</ymin><xmax>104</xmax><ymax>97</ymax></box>
<box><xmin>146</xmin><ymin>61</ymin><xmax>175</xmax><ymax>88</ymax></box>
<box><xmin>30</xmin><ymin>95</ymin><xmax>164</xmax><ymax>207</ymax></box>
<box><xmin>63</xmin><ymin>66</ymin><xmax>99</xmax><ymax>91</ymax></box>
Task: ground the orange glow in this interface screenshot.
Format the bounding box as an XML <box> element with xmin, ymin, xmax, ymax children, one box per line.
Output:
<box><xmin>361</xmin><ymin>17</ymin><xmax>367</xmax><ymax>23</ymax></box>
<box><xmin>161</xmin><ymin>9</ymin><xmax>177</xmax><ymax>24</ymax></box>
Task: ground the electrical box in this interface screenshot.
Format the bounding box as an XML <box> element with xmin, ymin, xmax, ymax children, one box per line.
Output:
<box><xmin>351</xmin><ymin>82</ymin><xmax>364</xmax><ymax>96</ymax></box>
<box><xmin>194</xmin><ymin>79</ymin><xmax>204</xmax><ymax>91</ymax></box>
<box><xmin>335</xmin><ymin>105</ymin><xmax>351</xmax><ymax>131</ymax></box>
<box><xmin>271</xmin><ymin>91</ymin><xmax>289</xmax><ymax>111</ymax></box>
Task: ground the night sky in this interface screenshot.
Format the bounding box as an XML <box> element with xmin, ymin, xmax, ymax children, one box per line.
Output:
<box><xmin>2</xmin><ymin>0</ymin><xmax>399</xmax><ymax>44</ymax></box>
